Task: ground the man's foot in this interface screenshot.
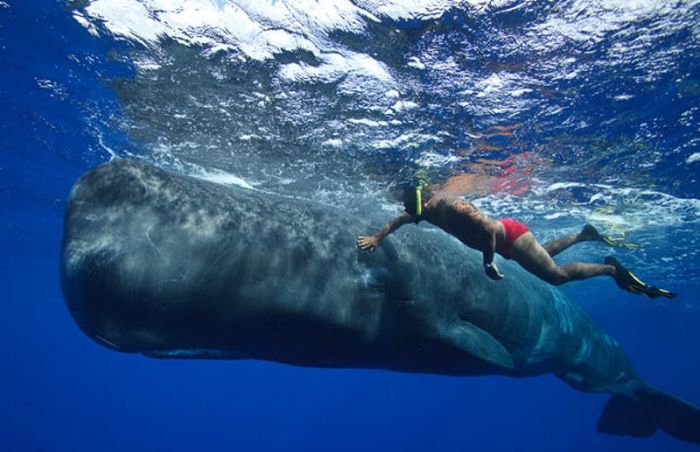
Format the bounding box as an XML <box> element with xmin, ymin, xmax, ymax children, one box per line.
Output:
<box><xmin>580</xmin><ymin>224</ymin><xmax>603</xmax><ymax>241</ymax></box>
<box><xmin>582</xmin><ymin>224</ymin><xmax>641</xmax><ymax>250</ymax></box>
<box><xmin>604</xmin><ymin>256</ymin><xmax>677</xmax><ymax>299</ymax></box>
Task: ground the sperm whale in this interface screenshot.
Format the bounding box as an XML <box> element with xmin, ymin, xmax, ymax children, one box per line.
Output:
<box><xmin>60</xmin><ymin>159</ymin><xmax>700</xmax><ymax>444</ymax></box>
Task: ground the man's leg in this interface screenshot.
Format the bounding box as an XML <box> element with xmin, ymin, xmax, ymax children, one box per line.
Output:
<box><xmin>542</xmin><ymin>224</ymin><xmax>601</xmax><ymax>257</ymax></box>
<box><xmin>512</xmin><ymin>233</ymin><xmax>614</xmax><ymax>286</ymax></box>
<box><xmin>510</xmin><ymin>233</ymin><xmax>676</xmax><ymax>298</ymax></box>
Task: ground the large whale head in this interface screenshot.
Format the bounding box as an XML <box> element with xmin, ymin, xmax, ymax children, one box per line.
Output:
<box><xmin>61</xmin><ymin>159</ymin><xmax>422</xmax><ymax>357</ymax></box>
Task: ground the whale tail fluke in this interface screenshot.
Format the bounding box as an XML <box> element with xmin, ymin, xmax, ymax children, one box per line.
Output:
<box><xmin>597</xmin><ymin>386</ymin><xmax>700</xmax><ymax>444</ymax></box>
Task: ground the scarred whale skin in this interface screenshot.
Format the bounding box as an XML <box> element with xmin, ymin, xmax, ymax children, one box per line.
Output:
<box><xmin>60</xmin><ymin>159</ymin><xmax>699</xmax><ymax>443</ymax></box>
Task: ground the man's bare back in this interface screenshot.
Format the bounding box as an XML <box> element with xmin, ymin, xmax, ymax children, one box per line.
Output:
<box><xmin>421</xmin><ymin>196</ymin><xmax>498</xmax><ymax>250</ymax></box>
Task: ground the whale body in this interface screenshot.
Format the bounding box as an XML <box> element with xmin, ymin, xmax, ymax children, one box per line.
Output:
<box><xmin>60</xmin><ymin>159</ymin><xmax>699</xmax><ymax>443</ymax></box>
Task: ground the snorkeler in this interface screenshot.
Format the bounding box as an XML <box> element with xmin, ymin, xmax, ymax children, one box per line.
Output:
<box><xmin>357</xmin><ymin>186</ymin><xmax>676</xmax><ymax>299</ymax></box>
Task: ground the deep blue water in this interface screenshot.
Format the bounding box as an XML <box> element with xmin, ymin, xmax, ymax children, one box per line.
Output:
<box><xmin>2</xmin><ymin>0</ymin><xmax>700</xmax><ymax>451</ymax></box>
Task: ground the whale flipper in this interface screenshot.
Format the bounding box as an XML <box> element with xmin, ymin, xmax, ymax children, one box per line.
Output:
<box><xmin>598</xmin><ymin>386</ymin><xmax>700</xmax><ymax>444</ymax></box>
<box><xmin>443</xmin><ymin>321</ymin><xmax>514</xmax><ymax>369</ymax></box>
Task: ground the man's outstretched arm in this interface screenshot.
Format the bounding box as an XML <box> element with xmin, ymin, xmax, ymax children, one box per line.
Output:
<box><xmin>357</xmin><ymin>212</ymin><xmax>414</xmax><ymax>252</ymax></box>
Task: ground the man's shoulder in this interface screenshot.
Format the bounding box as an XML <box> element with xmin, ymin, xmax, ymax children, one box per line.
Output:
<box><xmin>443</xmin><ymin>196</ymin><xmax>478</xmax><ymax>211</ymax></box>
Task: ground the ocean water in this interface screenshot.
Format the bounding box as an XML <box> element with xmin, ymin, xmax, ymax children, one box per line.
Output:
<box><xmin>1</xmin><ymin>0</ymin><xmax>700</xmax><ymax>450</ymax></box>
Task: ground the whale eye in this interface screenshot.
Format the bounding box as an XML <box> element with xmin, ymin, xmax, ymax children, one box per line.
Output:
<box><xmin>360</xmin><ymin>266</ymin><xmax>413</xmax><ymax>304</ymax></box>
<box><xmin>361</xmin><ymin>267</ymin><xmax>392</xmax><ymax>292</ymax></box>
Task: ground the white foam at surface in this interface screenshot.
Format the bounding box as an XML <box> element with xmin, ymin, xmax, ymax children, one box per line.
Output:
<box><xmin>416</xmin><ymin>151</ymin><xmax>461</xmax><ymax>168</ymax></box>
<box><xmin>474</xmin><ymin>73</ymin><xmax>507</xmax><ymax>97</ymax></box>
<box><xmin>132</xmin><ymin>55</ymin><xmax>162</xmax><ymax>71</ymax></box>
<box><xmin>192</xmin><ymin>169</ymin><xmax>255</xmax><ymax>189</ymax></box>
<box><xmin>371</xmin><ymin>132</ymin><xmax>441</xmax><ymax>150</ymax></box>
<box><xmin>74</xmin><ymin>0</ymin><xmax>699</xmax><ymax>95</ymax></box>
<box><xmin>76</xmin><ymin>0</ymin><xmax>406</xmax><ymax>90</ymax></box>
<box><xmin>531</xmin><ymin>0</ymin><xmax>677</xmax><ymax>46</ymax></box>
<box><xmin>510</xmin><ymin>88</ymin><xmax>532</xmax><ymax>97</ymax></box>
<box><xmin>481</xmin><ymin>181</ymin><xmax>700</xmax><ymax>233</ymax></box>
<box><xmin>541</xmin><ymin>182</ymin><xmax>609</xmax><ymax>192</ymax></box>
<box><xmin>384</xmin><ymin>89</ymin><xmax>400</xmax><ymax>98</ymax></box>
<box><xmin>391</xmin><ymin>100</ymin><xmax>419</xmax><ymax>112</ymax></box>
<box><xmin>279</xmin><ymin>51</ymin><xmax>394</xmax><ymax>90</ymax></box>
<box><xmin>357</xmin><ymin>0</ymin><xmax>523</xmax><ymax>19</ymax></box>
<box><xmin>77</xmin><ymin>0</ymin><xmax>541</xmax><ymax>97</ymax></box>
<box><xmin>72</xmin><ymin>11</ymin><xmax>100</xmax><ymax>37</ymax></box>
<box><xmin>82</xmin><ymin>0</ymin><xmax>274</xmax><ymax>56</ymax></box>
<box><xmin>360</xmin><ymin>0</ymin><xmax>450</xmax><ymax>20</ymax></box>
<box><xmin>349</xmin><ymin>118</ymin><xmax>388</xmax><ymax>127</ymax></box>
<box><xmin>322</xmin><ymin>138</ymin><xmax>343</xmax><ymax>147</ymax></box>
<box><xmin>473</xmin><ymin>72</ymin><xmax>537</xmax><ymax>99</ymax></box>
<box><xmin>79</xmin><ymin>0</ymin><xmax>693</xmax><ymax>112</ymax></box>
<box><xmin>407</xmin><ymin>57</ymin><xmax>426</xmax><ymax>70</ymax></box>
<box><xmin>83</xmin><ymin>0</ymin><xmax>167</xmax><ymax>47</ymax></box>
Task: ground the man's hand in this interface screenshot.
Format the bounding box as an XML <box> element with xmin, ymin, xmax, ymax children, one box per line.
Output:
<box><xmin>485</xmin><ymin>263</ymin><xmax>505</xmax><ymax>281</ymax></box>
<box><xmin>357</xmin><ymin>235</ymin><xmax>379</xmax><ymax>253</ymax></box>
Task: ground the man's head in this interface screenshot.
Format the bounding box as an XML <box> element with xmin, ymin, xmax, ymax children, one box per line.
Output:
<box><xmin>402</xmin><ymin>186</ymin><xmax>433</xmax><ymax>218</ymax></box>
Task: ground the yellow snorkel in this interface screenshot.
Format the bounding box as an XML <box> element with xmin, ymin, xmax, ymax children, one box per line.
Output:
<box><xmin>415</xmin><ymin>187</ymin><xmax>422</xmax><ymax>217</ymax></box>
<box><xmin>413</xmin><ymin>169</ymin><xmax>430</xmax><ymax>218</ymax></box>
<box><xmin>410</xmin><ymin>169</ymin><xmax>430</xmax><ymax>219</ymax></box>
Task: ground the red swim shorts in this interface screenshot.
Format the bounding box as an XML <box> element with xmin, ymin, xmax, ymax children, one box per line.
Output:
<box><xmin>496</xmin><ymin>218</ymin><xmax>529</xmax><ymax>259</ymax></box>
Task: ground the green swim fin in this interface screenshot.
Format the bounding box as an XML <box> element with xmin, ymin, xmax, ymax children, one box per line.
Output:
<box><xmin>600</xmin><ymin>235</ymin><xmax>642</xmax><ymax>250</ymax></box>
<box><xmin>582</xmin><ymin>224</ymin><xmax>641</xmax><ymax>250</ymax></box>
<box><xmin>604</xmin><ymin>256</ymin><xmax>677</xmax><ymax>299</ymax></box>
